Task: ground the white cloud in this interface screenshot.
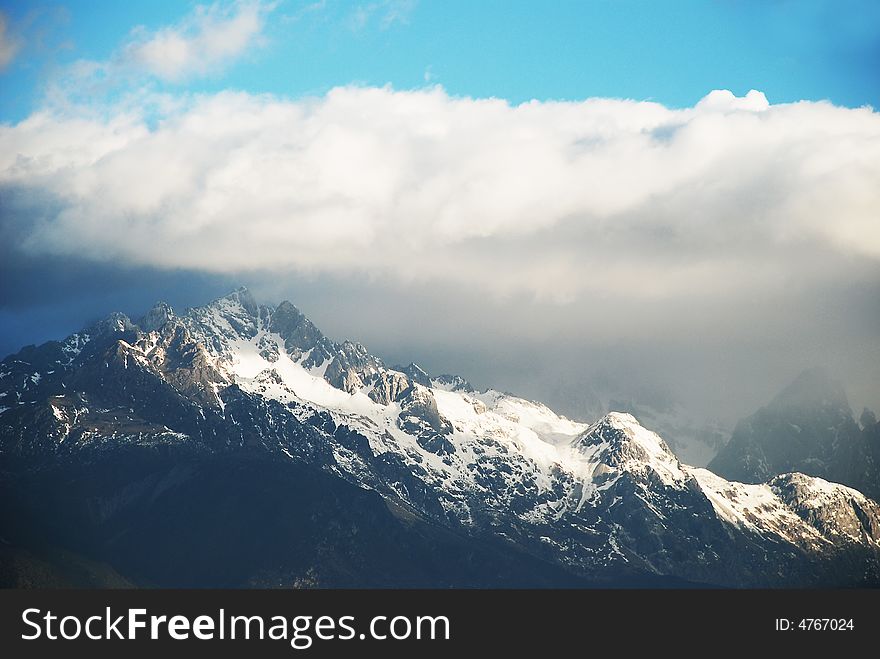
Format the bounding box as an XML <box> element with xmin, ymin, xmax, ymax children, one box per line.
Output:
<box><xmin>379</xmin><ymin>0</ymin><xmax>416</xmax><ymax>28</ymax></box>
<box><xmin>348</xmin><ymin>1</ymin><xmax>416</xmax><ymax>32</ymax></box>
<box><xmin>122</xmin><ymin>1</ymin><xmax>271</xmax><ymax>82</ymax></box>
<box><xmin>1</xmin><ymin>86</ymin><xmax>878</xmax><ymax>302</ymax></box>
<box><xmin>0</xmin><ymin>12</ymin><xmax>22</xmax><ymax>71</ymax></box>
<box><xmin>696</xmin><ymin>89</ymin><xmax>769</xmax><ymax>112</ymax></box>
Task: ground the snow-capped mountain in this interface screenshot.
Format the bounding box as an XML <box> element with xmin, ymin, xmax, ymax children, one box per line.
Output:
<box><xmin>548</xmin><ymin>381</ymin><xmax>729</xmax><ymax>467</ymax></box>
<box><xmin>1</xmin><ymin>288</ymin><xmax>878</xmax><ymax>587</ymax></box>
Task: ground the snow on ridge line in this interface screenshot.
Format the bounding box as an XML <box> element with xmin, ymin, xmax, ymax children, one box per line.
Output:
<box><xmin>216</xmin><ymin>327</ymin><xmax>691</xmax><ymax>491</ymax></box>
<box><xmin>201</xmin><ymin>310</ymin><xmax>692</xmax><ymax>489</ymax></box>
<box><xmin>171</xmin><ymin>289</ymin><xmax>880</xmax><ymax>537</ymax></box>
<box><xmin>189</xmin><ymin>290</ymin><xmax>653</xmax><ymax>463</ymax></box>
<box><xmin>216</xmin><ymin>332</ymin><xmax>458</xmax><ymax>481</ymax></box>
<box><xmin>190</xmin><ymin>317</ymin><xmax>592</xmax><ymax>486</ymax></box>
<box><xmin>570</xmin><ymin>411</ymin><xmax>688</xmax><ymax>484</ymax></box>
<box><xmin>690</xmin><ymin>467</ymin><xmax>798</xmax><ymax>532</ymax></box>
<box><xmin>775</xmin><ymin>471</ymin><xmax>872</xmax><ymax>503</ymax></box>
<box><xmin>689</xmin><ymin>467</ymin><xmax>880</xmax><ymax>547</ymax></box>
<box><xmin>226</xmin><ymin>333</ymin><xmax>376</xmax><ymax>415</ymax></box>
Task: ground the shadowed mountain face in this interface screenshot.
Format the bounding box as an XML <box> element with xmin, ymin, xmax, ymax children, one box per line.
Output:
<box><xmin>1</xmin><ymin>290</ymin><xmax>879</xmax><ymax>588</ymax></box>
<box><xmin>2</xmin><ymin>448</ymin><xmax>625</xmax><ymax>588</ymax></box>
<box><xmin>709</xmin><ymin>368</ymin><xmax>880</xmax><ymax>501</ymax></box>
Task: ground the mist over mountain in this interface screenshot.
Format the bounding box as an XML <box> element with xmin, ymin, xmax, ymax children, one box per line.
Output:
<box><xmin>710</xmin><ymin>368</ymin><xmax>880</xmax><ymax>501</ymax></box>
<box><xmin>2</xmin><ymin>289</ymin><xmax>878</xmax><ymax>588</ymax></box>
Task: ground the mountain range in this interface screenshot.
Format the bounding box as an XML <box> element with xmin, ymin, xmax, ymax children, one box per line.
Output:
<box><xmin>1</xmin><ymin>288</ymin><xmax>878</xmax><ymax>587</ymax></box>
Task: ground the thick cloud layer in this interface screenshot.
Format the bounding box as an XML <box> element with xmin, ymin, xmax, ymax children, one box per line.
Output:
<box><xmin>2</xmin><ymin>86</ymin><xmax>878</xmax><ymax>301</ymax></box>
<box><xmin>1</xmin><ymin>85</ymin><xmax>879</xmax><ymax>421</ymax></box>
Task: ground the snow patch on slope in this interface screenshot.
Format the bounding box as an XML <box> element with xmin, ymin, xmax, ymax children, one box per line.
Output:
<box><xmin>691</xmin><ymin>468</ymin><xmax>826</xmax><ymax>545</ymax></box>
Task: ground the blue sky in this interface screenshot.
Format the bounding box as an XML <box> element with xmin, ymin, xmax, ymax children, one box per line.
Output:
<box><xmin>1</xmin><ymin>0</ymin><xmax>879</xmax><ymax>123</ymax></box>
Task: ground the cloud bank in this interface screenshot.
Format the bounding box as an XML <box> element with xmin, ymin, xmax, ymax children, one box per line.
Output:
<box><xmin>2</xmin><ymin>85</ymin><xmax>878</xmax><ymax>304</ymax></box>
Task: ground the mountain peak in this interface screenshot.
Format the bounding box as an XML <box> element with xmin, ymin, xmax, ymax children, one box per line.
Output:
<box><xmin>139</xmin><ymin>301</ymin><xmax>175</xmax><ymax>332</ymax></box>
<box><xmin>432</xmin><ymin>373</ymin><xmax>475</xmax><ymax>393</ymax></box>
<box><xmin>90</xmin><ymin>311</ymin><xmax>137</xmax><ymax>337</ymax></box>
<box><xmin>573</xmin><ymin>412</ymin><xmax>685</xmax><ymax>484</ymax></box>
<box><xmin>708</xmin><ymin>367</ymin><xmax>865</xmax><ymax>491</ymax></box>
<box><xmin>771</xmin><ymin>368</ymin><xmax>849</xmax><ymax>411</ymax></box>
<box><xmin>589</xmin><ymin>411</ymin><xmax>663</xmax><ymax>439</ymax></box>
<box><xmin>275</xmin><ymin>299</ymin><xmax>301</xmax><ymax>314</ymax></box>
<box><xmin>220</xmin><ymin>286</ymin><xmax>259</xmax><ymax>316</ymax></box>
<box><xmin>395</xmin><ymin>362</ymin><xmax>431</xmax><ymax>387</ymax></box>
<box><xmin>269</xmin><ymin>299</ymin><xmax>330</xmax><ymax>359</ymax></box>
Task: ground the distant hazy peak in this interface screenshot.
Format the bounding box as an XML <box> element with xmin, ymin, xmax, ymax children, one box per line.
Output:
<box><xmin>771</xmin><ymin>367</ymin><xmax>849</xmax><ymax>411</ymax></box>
